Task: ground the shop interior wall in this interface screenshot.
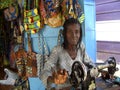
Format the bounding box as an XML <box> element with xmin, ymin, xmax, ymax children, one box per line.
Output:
<box><xmin>23</xmin><ymin>0</ymin><xmax>96</xmax><ymax>62</ymax></box>
<box><xmin>83</xmin><ymin>0</ymin><xmax>96</xmax><ymax>62</ymax></box>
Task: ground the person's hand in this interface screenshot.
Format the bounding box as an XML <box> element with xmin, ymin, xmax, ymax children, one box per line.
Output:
<box><xmin>52</xmin><ymin>69</ymin><xmax>68</xmax><ymax>84</ymax></box>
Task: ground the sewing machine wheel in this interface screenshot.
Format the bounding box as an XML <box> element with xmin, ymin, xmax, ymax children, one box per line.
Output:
<box><xmin>106</xmin><ymin>57</ymin><xmax>116</xmax><ymax>75</ymax></box>
<box><xmin>70</xmin><ymin>61</ymin><xmax>87</xmax><ymax>88</ymax></box>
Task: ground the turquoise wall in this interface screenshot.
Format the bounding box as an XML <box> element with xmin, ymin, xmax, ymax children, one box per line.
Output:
<box><xmin>83</xmin><ymin>0</ymin><xmax>96</xmax><ymax>62</ymax></box>
<box><xmin>24</xmin><ymin>25</ymin><xmax>62</xmax><ymax>54</ymax></box>
<box><xmin>24</xmin><ymin>0</ymin><xmax>96</xmax><ymax>62</ymax></box>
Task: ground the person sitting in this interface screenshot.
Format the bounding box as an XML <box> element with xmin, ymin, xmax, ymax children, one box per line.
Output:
<box><xmin>41</xmin><ymin>18</ymin><xmax>98</xmax><ymax>90</ymax></box>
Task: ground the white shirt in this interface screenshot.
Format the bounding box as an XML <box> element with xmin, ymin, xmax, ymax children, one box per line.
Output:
<box><xmin>40</xmin><ymin>42</ymin><xmax>94</xmax><ymax>89</ymax></box>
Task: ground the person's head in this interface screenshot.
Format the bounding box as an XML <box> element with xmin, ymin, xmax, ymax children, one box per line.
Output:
<box><xmin>63</xmin><ymin>18</ymin><xmax>82</xmax><ymax>48</ymax></box>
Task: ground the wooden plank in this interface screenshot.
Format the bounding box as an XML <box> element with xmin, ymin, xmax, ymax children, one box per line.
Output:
<box><xmin>97</xmin><ymin>41</ymin><xmax>120</xmax><ymax>62</ymax></box>
<box><xmin>97</xmin><ymin>52</ymin><xmax>120</xmax><ymax>62</ymax></box>
<box><xmin>95</xmin><ymin>0</ymin><xmax>119</xmax><ymax>5</ymax></box>
<box><xmin>96</xmin><ymin>1</ymin><xmax>120</xmax><ymax>13</ymax></box>
<box><xmin>97</xmin><ymin>41</ymin><xmax>120</xmax><ymax>53</ymax></box>
<box><xmin>96</xmin><ymin>11</ymin><xmax>120</xmax><ymax>21</ymax></box>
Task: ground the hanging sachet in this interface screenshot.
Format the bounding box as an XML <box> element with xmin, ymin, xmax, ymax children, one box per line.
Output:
<box><xmin>36</xmin><ymin>31</ymin><xmax>49</xmax><ymax>76</ymax></box>
<box><xmin>61</xmin><ymin>0</ymin><xmax>82</xmax><ymax>19</ymax></box>
<box><xmin>15</xmin><ymin>33</ymin><xmax>37</xmax><ymax>78</ymax></box>
<box><xmin>24</xmin><ymin>0</ymin><xmax>42</xmax><ymax>34</ymax></box>
<box><xmin>39</xmin><ymin>0</ymin><xmax>64</xmax><ymax>27</ymax></box>
<box><xmin>61</xmin><ymin>0</ymin><xmax>85</xmax><ymax>23</ymax></box>
<box><xmin>47</xmin><ymin>13</ymin><xmax>64</xmax><ymax>28</ymax></box>
<box><xmin>25</xmin><ymin>33</ymin><xmax>37</xmax><ymax>77</ymax></box>
<box><xmin>15</xmin><ymin>44</ymin><xmax>28</xmax><ymax>77</ymax></box>
<box><xmin>24</xmin><ymin>9</ymin><xmax>41</xmax><ymax>34</ymax></box>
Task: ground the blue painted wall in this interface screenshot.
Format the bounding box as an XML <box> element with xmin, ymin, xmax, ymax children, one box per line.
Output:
<box><xmin>24</xmin><ymin>25</ymin><xmax>63</xmax><ymax>53</ymax></box>
<box><xmin>24</xmin><ymin>0</ymin><xmax>96</xmax><ymax>62</ymax></box>
<box><xmin>83</xmin><ymin>0</ymin><xmax>96</xmax><ymax>62</ymax></box>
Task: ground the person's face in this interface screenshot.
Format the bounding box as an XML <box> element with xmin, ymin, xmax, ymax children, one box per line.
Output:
<box><xmin>66</xmin><ymin>24</ymin><xmax>81</xmax><ymax>46</ymax></box>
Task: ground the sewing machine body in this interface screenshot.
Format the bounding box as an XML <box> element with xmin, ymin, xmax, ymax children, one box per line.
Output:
<box><xmin>70</xmin><ymin>57</ymin><xmax>119</xmax><ymax>90</ymax></box>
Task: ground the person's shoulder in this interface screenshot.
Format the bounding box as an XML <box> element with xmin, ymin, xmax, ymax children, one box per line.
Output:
<box><xmin>53</xmin><ymin>44</ymin><xmax>62</xmax><ymax>48</ymax></box>
<box><xmin>52</xmin><ymin>45</ymin><xmax>63</xmax><ymax>51</ymax></box>
<box><xmin>80</xmin><ymin>41</ymin><xmax>85</xmax><ymax>49</ymax></box>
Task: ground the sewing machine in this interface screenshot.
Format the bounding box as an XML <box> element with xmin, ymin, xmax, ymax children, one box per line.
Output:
<box><xmin>70</xmin><ymin>57</ymin><xmax>119</xmax><ymax>90</ymax></box>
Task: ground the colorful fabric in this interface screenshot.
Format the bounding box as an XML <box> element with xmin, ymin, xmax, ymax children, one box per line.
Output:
<box><xmin>61</xmin><ymin>0</ymin><xmax>83</xmax><ymax>19</ymax></box>
<box><xmin>0</xmin><ymin>0</ymin><xmax>15</xmax><ymax>9</ymax></box>
<box><xmin>24</xmin><ymin>8</ymin><xmax>41</xmax><ymax>34</ymax></box>
<box><xmin>24</xmin><ymin>21</ymin><xmax>40</xmax><ymax>30</ymax></box>
<box><xmin>15</xmin><ymin>43</ymin><xmax>37</xmax><ymax>78</ymax></box>
<box><xmin>24</xmin><ymin>15</ymin><xmax>40</xmax><ymax>23</ymax></box>
<box><xmin>46</xmin><ymin>13</ymin><xmax>64</xmax><ymax>28</ymax></box>
<box><xmin>39</xmin><ymin>0</ymin><xmax>84</xmax><ymax>27</ymax></box>
<box><xmin>39</xmin><ymin>0</ymin><xmax>64</xmax><ymax>27</ymax></box>
<box><xmin>24</xmin><ymin>8</ymin><xmax>38</xmax><ymax>17</ymax></box>
<box><xmin>4</xmin><ymin>5</ymin><xmax>18</xmax><ymax>21</ymax></box>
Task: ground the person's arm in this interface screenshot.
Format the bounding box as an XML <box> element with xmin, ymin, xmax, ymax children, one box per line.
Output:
<box><xmin>41</xmin><ymin>45</ymin><xmax>68</xmax><ymax>89</ymax></box>
<box><xmin>80</xmin><ymin>42</ymin><xmax>95</xmax><ymax>68</ymax></box>
<box><xmin>80</xmin><ymin>42</ymin><xmax>98</xmax><ymax>77</ymax></box>
<box><xmin>40</xmin><ymin>45</ymin><xmax>59</xmax><ymax>87</ymax></box>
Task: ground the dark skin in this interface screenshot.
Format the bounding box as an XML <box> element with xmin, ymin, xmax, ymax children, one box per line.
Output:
<box><xmin>48</xmin><ymin>23</ymin><xmax>81</xmax><ymax>85</ymax></box>
<box><xmin>65</xmin><ymin>24</ymin><xmax>80</xmax><ymax>60</ymax></box>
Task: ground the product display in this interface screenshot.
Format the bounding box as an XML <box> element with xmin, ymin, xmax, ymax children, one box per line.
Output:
<box><xmin>24</xmin><ymin>8</ymin><xmax>41</xmax><ymax>34</ymax></box>
<box><xmin>4</xmin><ymin>5</ymin><xmax>18</xmax><ymax>21</ymax></box>
<box><xmin>36</xmin><ymin>32</ymin><xmax>49</xmax><ymax>76</ymax></box>
<box><xmin>0</xmin><ymin>0</ymin><xmax>119</xmax><ymax>90</ymax></box>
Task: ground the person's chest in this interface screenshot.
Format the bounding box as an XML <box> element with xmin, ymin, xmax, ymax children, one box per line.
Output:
<box><xmin>57</xmin><ymin>49</ymin><xmax>82</xmax><ymax>74</ymax></box>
